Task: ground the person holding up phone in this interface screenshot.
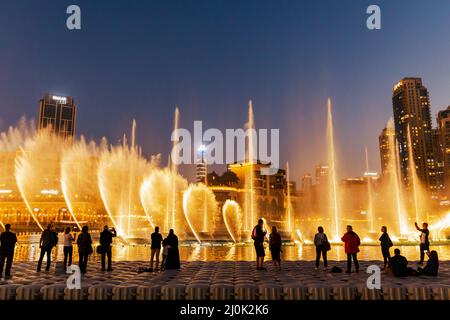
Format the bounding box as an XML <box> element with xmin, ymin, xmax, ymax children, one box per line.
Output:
<box><xmin>100</xmin><ymin>225</ymin><xmax>117</xmax><ymax>272</ymax></box>
<box><xmin>414</xmin><ymin>222</ymin><xmax>430</xmax><ymax>265</ymax></box>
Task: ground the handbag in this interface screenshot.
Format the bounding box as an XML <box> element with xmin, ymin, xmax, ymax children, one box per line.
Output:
<box><xmin>87</xmin><ymin>245</ymin><xmax>94</xmax><ymax>255</ymax></box>
<box><xmin>96</xmin><ymin>245</ymin><xmax>104</xmax><ymax>254</ymax></box>
<box><xmin>323</xmin><ymin>240</ymin><xmax>331</xmax><ymax>252</ymax></box>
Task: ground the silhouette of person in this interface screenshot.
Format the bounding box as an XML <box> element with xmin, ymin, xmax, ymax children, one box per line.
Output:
<box><xmin>0</xmin><ymin>224</ymin><xmax>18</xmax><ymax>279</ymax></box>
<box><xmin>379</xmin><ymin>226</ymin><xmax>393</xmax><ymax>269</ymax></box>
<box><xmin>252</xmin><ymin>219</ymin><xmax>267</xmax><ymax>270</ymax></box>
<box><xmin>100</xmin><ymin>225</ymin><xmax>117</xmax><ymax>271</ymax></box>
<box><xmin>150</xmin><ymin>226</ymin><xmax>163</xmax><ymax>271</ymax></box>
<box><xmin>37</xmin><ymin>224</ymin><xmax>58</xmax><ymax>272</ymax></box>
<box><xmin>341</xmin><ymin>225</ymin><xmax>360</xmax><ymax>273</ymax></box>
<box><xmin>77</xmin><ymin>226</ymin><xmax>92</xmax><ymax>273</ymax></box>
<box><xmin>164</xmin><ymin>229</ymin><xmax>180</xmax><ymax>270</ymax></box>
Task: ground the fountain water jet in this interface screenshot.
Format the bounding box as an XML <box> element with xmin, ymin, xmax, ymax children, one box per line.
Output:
<box><xmin>182</xmin><ymin>183</ymin><xmax>218</xmax><ymax>242</ymax></box>
<box><xmin>364</xmin><ymin>147</ymin><xmax>375</xmax><ymax>233</ymax></box>
<box><xmin>171</xmin><ymin>107</ymin><xmax>180</xmax><ymax>230</ymax></box>
<box><xmin>97</xmin><ymin>120</ymin><xmax>156</xmax><ymax>240</ymax></box>
<box><xmin>406</xmin><ymin>124</ymin><xmax>423</xmax><ymax>224</ymax></box>
<box><xmin>244</xmin><ymin>100</ymin><xmax>256</xmax><ymax>234</ymax></box>
<box><xmin>285</xmin><ymin>161</ymin><xmax>292</xmax><ymax>232</ymax></box>
<box><xmin>326</xmin><ymin>98</ymin><xmax>341</xmax><ymax>241</ymax></box>
<box><xmin>222</xmin><ymin>199</ymin><xmax>243</xmax><ymax>243</ymax></box>
<box><xmin>386</xmin><ymin>119</ymin><xmax>409</xmax><ymax>237</ymax></box>
<box><xmin>15</xmin><ymin>129</ymin><xmax>67</xmax><ymax>231</ymax></box>
<box><xmin>140</xmin><ymin>168</ymin><xmax>188</xmax><ymax>232</ymax></box>
<box><xmin>61</xmin><ymin>136</ymin><xmax>106</xmax><ymax>230</ymax></box>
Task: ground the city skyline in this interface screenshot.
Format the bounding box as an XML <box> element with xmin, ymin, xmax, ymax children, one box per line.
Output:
<box><xmin>1</xmin><ymin>0</ymin><xmax>450</xmax><ymax>183</ymax></box>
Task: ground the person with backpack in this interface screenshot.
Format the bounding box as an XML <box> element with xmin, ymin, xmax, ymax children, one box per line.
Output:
<box><xmin>252</xmin><ymin>219</ymin><xmax>267</xmax><ymax>271</ymax></box>
<box><xmin>379</xmin><ymin>226</ymin><xmax>393</xmax><ymax>269</ymax></box>
<box><xmin>314</xmin><ymin>226</ymin><xmax>330</xmax><ymax>270</ymax></box>
<box><xmin>341</xmin><ymin>225</ymin><xmax>361</xmax><ymax>273</ymax></box>
<box><xmin>37</xmin><ymin>224</ymin><xmax>58</xmax><ymax>272</ymax></box>
<box><xmin>269</xmin><ymin>226</ymin><xmax>282</xmax><ymax>271</ymax></box>
<box><xmin>77</xmin><ymin>226</ymin><xmax>93</xmax><ymax>274</ymax></box>
<box><xmin>0</xmin><ymin>224</ymin><xmax>18</xmax><ymax>279</ymax></box>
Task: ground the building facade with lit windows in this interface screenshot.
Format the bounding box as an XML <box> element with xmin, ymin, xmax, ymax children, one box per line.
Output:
<box><xmin>437</xmin><ymin>106</ymin><xmax>450</xmax><ymax>193</ymax></box>
<box><xmin>392</xmin><ymin>77</ymin><xmax>439</xmax><ymax>190</ymax></box>
<box><xmin>38</xmin><ymin>94</ymin><xmax>77</xmax><ymax>139</ymax></box>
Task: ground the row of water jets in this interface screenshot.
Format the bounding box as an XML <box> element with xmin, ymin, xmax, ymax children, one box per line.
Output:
<box><xmin>1</xmin><ymin>99</ymin><xmax>450</xmax><ymax>243</ymax></box>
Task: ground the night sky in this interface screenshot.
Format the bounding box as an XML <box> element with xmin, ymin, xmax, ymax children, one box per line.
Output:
<box><xmin>1</xmin><ymin>0</ymin><xmax>450</xmax><ymax>182</ymax></box>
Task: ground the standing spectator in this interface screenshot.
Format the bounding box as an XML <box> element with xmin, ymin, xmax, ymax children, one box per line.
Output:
<box><xmin>314</xmin><ymin>226</ymin><xmax>329</xmax><ymax>270</ymax></box>
<box><xmin>164</xmin><ymin>229</ymin><xmax>180</xmax><ymax>270</ymax></box>
<box><xmin>379</xmin><ymin>226</ymin><xmax>393</xmax><ymax>269</ymax></box>
<box><xmin>269</xmin><ymin>226</ymin><xmax>282</xmax><ymax>271</ymax></box>
<box><xmin>150</xmin><ymin>226</ymin><xmax>163</xmax><ymax>272</ymax></box>
<box><xmin>100</xmin><ymin>225</ymin><xmax>117</xmax><ymax>272</ymax></box>
<box><xmin>0</xmin><ymin>224</ymin><xmax>18</xmax><ymax>279</ymax></box>
<box><xmin>37</xmin><ymin>224</ymin><xmax>58</xmax><ymax>272</ymax></box>
<box><xmin>77</xmin><ymin>226</ymin><xmax>92</xmax><ymax>274</ymax></box>
<box><xmin>252</xmin><ymin>219</ymin><xmax>267</xmax><ymax>271</ymax></box>
<box><xmin>63</xmin><ymin>227</ymin><xmax>75</xmax><ymax>272</ymax></box>
<box><xmin>341</xmin><ymin>225</ymin><xmax>361</xmax><ymax>273</ymax></box>
<box><xmin>415</xmin><ymin>222</ymin><xmax>430</xmax><ymax>265</ymax></box>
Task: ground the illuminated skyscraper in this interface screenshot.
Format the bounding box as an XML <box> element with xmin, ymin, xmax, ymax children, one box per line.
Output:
<box><xmin>379</xmin><ymin>126</ymin><xmax>395</xmax><ymax>176</ymax></box>
<box><xmin>38</xmin><ymin>94</ymin><xmax>77</xmax><ymax>139</ymax></box>
<box><xmin>437</xmin><ymin>106</ymin><xmax>450</xmax><ymax>191</ymax></box>
<box><xmin>392</xmin><ymin>78</ymin><xmax>437</xmax><ymax>190</ymax></box>
<box><xmin>315</xmin><ymin>164</ymin><xmax>329</xmax><ymax>185</ymax></box>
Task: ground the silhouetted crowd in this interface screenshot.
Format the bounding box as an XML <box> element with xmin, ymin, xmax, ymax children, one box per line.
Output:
<box><xmin>0</xmin><ymin>219</ymin><xmax>440</xmax><ymax>280</ymax></box>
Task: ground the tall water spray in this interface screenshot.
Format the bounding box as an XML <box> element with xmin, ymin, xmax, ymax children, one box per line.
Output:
<box><xmin>326</xmin><ymin>98</ymin><xmax>340</xmax><ymax>240</ymax></box>
<box><xmin>97</xmin><ymin>120</ymin><xmax>154</xmax><ymax>239</ymax></box>
<box><xmin>245</xmin><ymin>100</ymin><xmax>256</xmax><ymax>233</ymax></box>
<box><xmin>285</xmin><ymin>161</ymin><xmax>292</xmax><ymax>232</ymax></box>
<box><xmin>365</xmin><ymin>147</ymin><xmax>375</xmax><ymax>233</ymax></box>
<box><xmin>140</xmin><ymin>168</ymin><xmax>188</xmax><ymax>233</ymax></box>
<box><xmin>386</xmin><ymin>119</ymin><xmax>409</xmax><ymax>236</ymax></box>
<box><xmin>222</xmin><ymin>199</ymin><xmax>243</xmax><ymax>243</ymax></box>
<box><xmin>406</xmin><ymin>124</ymin><xmax>423</xmax><ymax>224</ymax></box>
<box><xmin>170</xmin><ymin>107</ymin><xmax>180</xmax><ymax>231</ymax></box>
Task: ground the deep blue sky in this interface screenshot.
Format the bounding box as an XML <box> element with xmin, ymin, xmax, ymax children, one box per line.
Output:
<box><xmin>1</xmin><ymin>0</ymin><xmax>450</xmax><ymax>182</ymax></box>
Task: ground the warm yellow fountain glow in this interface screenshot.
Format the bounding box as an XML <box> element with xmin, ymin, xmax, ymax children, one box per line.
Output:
<box><xmin>182</xmin><ymin>183</ymin><xmax>218</xmax><ymax>242</ymax></box>
<box><xmin>222</xmin><ymin>199</ymin><xmax>243</xmax><ymax>243</ymax></box>
<box><xmin>139</xmin><ymin>167</ymin><xmax>187</xmax><ymax>233</ymax></box>
<box><xmin>327</xmin><ymin>98</ymin><xmax>341</xmax><ymax>241</ymax></box>
<box><xmin>97</xmin><ymin>120</ymin><xmax>155</xmax><ymax>239</ymax></box>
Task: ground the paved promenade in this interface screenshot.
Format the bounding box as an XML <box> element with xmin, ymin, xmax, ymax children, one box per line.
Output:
<box><xmin>0</xmin><ymin>260</ymin><xmax>449</xmax><ymax>300</ymax></box>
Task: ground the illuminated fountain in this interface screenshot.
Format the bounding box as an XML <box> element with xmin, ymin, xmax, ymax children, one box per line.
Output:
<box><xmin>61</xmin><ymin>136</ymin><xmax>107</xmax><ymax>229</ymax></box>
<box><xmin>326</xmin><ymin>98</ymin><xmax>341</xmax><ymax>241</ymax></box>
<box><xmin>285</xmin><ymin>161</ymin><xmax>292</xmax><ymax>233</ymax></box>
<box><xmin>406</xmin><ymin>124</ymin><xmax>426</xmax><ymax>225</ymax></box>
<box><xmin>97</xmin><ymin>120</ymin><xmax>156</xmax><ymax>240</ymax></box>
<box><xmin>182</xmin><ymin>183</ymin><xmax>218</xmax><ymax>243</ymax></box>
<box><xmin>244</xmin><ymin>100</ymin><xmax>256</xmax><ymax>234</ymax></box>
<box><xmin>222</xmin><ymin>199</ymin><xmax>243</xmax><ymax>243</ymax></box>
<box><xmin>15</xmin><ymin>128</ymin><xmax>67</xmax><ymax>231</ymax></box>
<box><xmin>386</xmin><ymin>118</ymin><xmax>409</xmax><ymax>237</ymax></box>
<box><xmin>170</xmin><ymin>107</ymin><xmax>180</xmax><ymax>230</ymax></box>
<box><xmin>140</xmin><ymin>168</ymin><xmax>188</xmax><ymax>233</ymax></box>
<box><xmin>364</xmin><ymin>147</ymin><xmax>375</xmax><ymax>233</ymax></box>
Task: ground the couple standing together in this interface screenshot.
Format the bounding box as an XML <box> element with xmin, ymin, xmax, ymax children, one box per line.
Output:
<box><xmin>150</xmin><ymin>227</ymin><xmax>180</xmax><ymax>271</ymax></box>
